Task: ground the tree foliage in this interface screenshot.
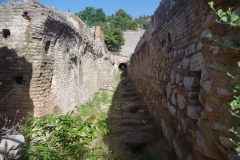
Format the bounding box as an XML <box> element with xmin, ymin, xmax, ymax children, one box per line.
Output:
<box><xmin>135</xmin><ymin>15</ymin><xmax>151</xmax><ymax>28</ymax></box>
<box><xmin>76</xmin><ymin>7</ymin><xmax>149</xmax><ymax>51</ymax></box>
<box><xmin>75</xmin><ymin>7</ymin><xmax>106</xmax><ymax>27</ymax></box>
<box><xmin>105</xmin><ymin>28</ymin><xmax>125</xmax><ymax>52</ymax></box>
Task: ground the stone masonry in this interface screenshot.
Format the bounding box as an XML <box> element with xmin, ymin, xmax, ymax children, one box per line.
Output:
<box><xmin>120</xmin><ymin>29</ymin><xmax>145</xmax><ymax>57</ymax></box>
<box><xmin>128</xmin><ymin>0</ymin><xmax>240</xmax><ymax>159</ymax></box>
<box><xmin>0</xmin><ymin>1</ymin><xmax>114</xmax><ymax>119</ymax></box>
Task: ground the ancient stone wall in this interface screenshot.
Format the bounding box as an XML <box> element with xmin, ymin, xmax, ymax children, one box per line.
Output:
<box><xmin>128</xmin><ymin>0</ymin><xmax>240</xmax><ymax>159</ymax></box>
<box><xmin>0</xmin><ymin>1</ymin><xmax>114</xmax><ymax>119</ymax></box>
<box><xmin>94</xmin><ymin>26</ymin><xmax>105</xmax><ymax>43</ymax></box>
<box><xmin>120</xmin><ymin>29</ymin><xmax>145</xmax><ymax>57</ymax></box>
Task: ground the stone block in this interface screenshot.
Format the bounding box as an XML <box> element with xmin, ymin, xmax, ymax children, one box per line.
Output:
<box><xmin>202</xmin><ymin>81</ymin><xmax>212</xmax><ymax>95</ymax></box>
<box><xmin>171</xmin><ymin>94</ymin><xmax>177</xmax><ymax>105</ymax></box>
<box><xmin>167</xmin><ymin>82</ymin><xmax>173</xmax><ymax>99</ymax></box>
<box><xmin>196</xmin><ymin>131</ymin><xmax>223</xmax><ymax>159</ymax></box>
<box><xmin>173</xmin><ymin>139</ymin><xmax>183</xmax><ymax>159</ymax></box>
<box><xmin>0</xmin><ymin>135</ymin><xmax>25</xmax><ymax>160</ymax></box>
<box><xmin>181</xmin><ymin>118</ymin><xmax>187</xmax><ymax>131</ymax></box>
<box><xmin>205</xmin><ymin>102</ymin><xmax>213</xmax><ymax>112</ymax></box>
<box><xmin>161</xmin><ymin>120</ymin><xmax>170</xmax><ymax>142</ymax></box>
<box><xmin>190</xmin><ymin>52</ymin><xmax>203</xmax><ymax>71</ymax></box>
<box><xmin>197</xmin><ymin>42</ymin><xmax>203</xmax><ymax>51</ymax></box>
<box><xmin>182</xmin><ymin>57</ymin><xmax>190</xmax><ymax>69</ymax></box>
<box><xmin>170</xmin><ymin>71</ymin><xmax>176</xmax><ymax>84</ymax></box>
<box><xmin>177</xmin><ymin>94</ymin><xmax>187</xmax><ymax>109</ymax></box>
<box><xmin>200</xmin><ymin>29</ymin><xmax>213</xmax><ymax>44</ymax></box>
<box><xmin>169</xmin><ymin>105</ymin><xmax>177</xmax><ymax>117</ymax></box>
<box><xmin>228</xmin><ymin>153</ymin><xmax>240</xmax><ymax>160</ymax></box>
<box><xmin>219</xmin><ymin>136</ymin><xmax>235</xmax><ymax>148</ymax></box>
<box><xmin>209</xmin><ymin>46</ymin><xmax>220</xmax><ymax>56</ymax></box>
<box><xmin>213</xmin><ymin>122</ymin><xmax>228</xmax><ymax>131</ymax></box>
<box><xmin>217</xmin><ymin>87</ymin><xmax>231</xmax><ymax>97</ymax></box>
<box><xmin>186</xmin><ymin>44</ymin><xmax>197</xmax><ymax>56</ymax></box>
<box><xmin>205</xmin><ymin>14</ymin><xmax>218</xmax><ymax>28</ymax></box>
<box><xmin>187</xmin><ymin>105</ymin><xmax>202</xmax><ymax>119</ymax></box>
<box><xmin>176</xmin><ymin>73</ymin><xmax>181</xmax><ymax>84</ymax></box>
<box><xmin>183</xmin><ymin>77</ymin><xmax>200</xmax><ymax>91</ymax></box>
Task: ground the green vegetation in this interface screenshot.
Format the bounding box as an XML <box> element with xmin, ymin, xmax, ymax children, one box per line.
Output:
<box><xmin>20</xmin><ymin>90</ymin><xmax>114</xmax><ymax>160</ymax></box>
<box><xmin>19</xmin><ymin>69</ymin><xmax>126</xmax><ymax>159</ymax></box>
<box><xmin>105</xmin><ymin>28</ymin><xmax>125</xmax><ymax>52</ymax></box>
<box><xmin>208</xmin><ymin>2</ymin><xmax>240</xmax><ymax>50</ymax></box>
<box><xmin>209</xmin><ymin>1</ymin><xmax>240</xmax><ymax>155</ymax></box>
<box><xmin>75</xmin><ymin>7</ymin><xmax>150</xmax><ymax>52</ymax></box>
<box><xmin>135</xmin><ymin>15</ymin><xmax>151</xmax><ymax>29</ymax></box>
<box><xmin>75</xmin><ymin>7</ymin><xmax>106</xmax><ymax>27</ymax></box>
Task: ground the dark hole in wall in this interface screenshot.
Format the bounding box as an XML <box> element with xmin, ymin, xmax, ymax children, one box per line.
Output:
<box><xmin>22</xmin><ymin>11</ymin><xmax>28</xmax><ymax>16</ymax></box>
<box><xmin>45</xmin><ymin>41</ymin><xmax>50</xmax><ymax>53</ymax></box>
<box><xmin>15</xmin><ymin>76</ymin><xmax>23</xmax><ymax>85</ymax></box>
<box><xmin>67</xmin><ymin>48</ymin><xmax>70</xmax><ymax>53</ymax></box>
<box><xmin>161</xmin><ymin>40</ymin><xmax>165</xmax><ymax>48</ymax></box>
<box><xmin>168</xmin><ymin>32</ymin><xmax>172</xmax><ymax>44</ymax></box>
<box><xmin>22</xmin><ymin>11</ymin><xmax>31</xmax><ymax>21</ymax></box>
<box><xmin>118</xmin><ymin>63</ymin><xmax>127</xmax><ymax>70</ymax></box>
<box><xmin>2</xmin><ymin>29</ymin><xmax>10</xmax><ymax>38</ymax></box>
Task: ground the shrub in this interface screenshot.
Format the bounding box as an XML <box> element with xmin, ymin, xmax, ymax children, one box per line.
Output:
<box><xmin>20</xmin><ymin>110</ymin><xmax>108</xmax><ymax>160</ymax></box>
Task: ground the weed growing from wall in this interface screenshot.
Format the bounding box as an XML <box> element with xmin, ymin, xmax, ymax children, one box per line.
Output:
<box><xmin>209</xmin><ymin>1</ymin><xmax>240</xmax><ymax>155</ymax></box>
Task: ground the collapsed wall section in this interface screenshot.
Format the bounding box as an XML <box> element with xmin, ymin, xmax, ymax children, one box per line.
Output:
<box><xmin>128</xmin><ymin>0</ymin><xmax>240</xmax><ymax>159</ymax></box>
<box><xmin>0</xmin><ymin>1</ymin><xmax>114</xmax><ymax>119</ymax></box>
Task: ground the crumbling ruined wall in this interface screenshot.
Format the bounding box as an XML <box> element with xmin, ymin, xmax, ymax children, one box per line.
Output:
<box><xmin>128</xmin><ymin>0</ymin><xmax>240</xmax><ymax>159</ymax></box>
<box><xmin>94</xmin><ymin>26</ymin><xmax>105</xmax><ymax>43</ymax></box>
<box><xmin>0</xmin><ymin>1</ymin><xmax>114</xmax><ymax>118</ymax></box>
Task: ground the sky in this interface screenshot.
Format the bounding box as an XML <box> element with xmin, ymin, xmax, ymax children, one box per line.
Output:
<box><xmin>0</xmin><ymin>0</ymin><xmax>161</xmax><ymax>18</ymax></box>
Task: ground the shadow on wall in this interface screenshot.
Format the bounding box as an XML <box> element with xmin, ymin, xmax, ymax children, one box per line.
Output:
<box><xmin>0</xmin><ymin>46</ymin><xmax>33</xmax><ymax>124</ymax></box>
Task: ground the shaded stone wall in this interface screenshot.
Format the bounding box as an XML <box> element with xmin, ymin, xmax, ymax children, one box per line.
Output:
<box><xmin>128</xmin><ymin>0</ymin><xmax>240</xmax><ymax>159</ymax></box>
<box><xmin>0</xmin><ymin>1</ymin><xmax>114</xmax><ymax>118</ymax></box>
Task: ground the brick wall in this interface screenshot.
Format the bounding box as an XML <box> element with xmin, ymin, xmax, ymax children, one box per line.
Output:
<box><xmin>0</xmin><ymin>1</ymin><xmax>114</xmax><ymax>119</ymax></box>
<box><xmin>128</xmin><ymin>0</ymin><xmax>240</xmax><ymax>159</ymax></box>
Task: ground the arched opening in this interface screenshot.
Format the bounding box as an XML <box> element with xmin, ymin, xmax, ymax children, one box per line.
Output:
<box><xmin>118</xmin><ymin>63</ymin><xmax>127</xmax><ymax>71</ymax></box>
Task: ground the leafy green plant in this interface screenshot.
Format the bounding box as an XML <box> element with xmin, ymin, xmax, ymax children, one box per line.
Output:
<box><xmin>208</xmin><ymin>2</ymin><xmax>240</xmax><ymax>50</ymax></box>
<box><xmin>209</xmin><ymin>1</ymin><xmax>240</xmax><ymax>155</ymax></box>
<box><xmin>105</xmin><ymin>28</ymin><xmax>125</xmax><ymax>52</ymax></box>
<box><xmin>76</xmin><ymin>7</ymin><xmax>145</xmax><ymax>52</ymax></box>
<box><xmin>209</xmin><ymin>2</ymin><xmax>240</xmax><ymax>27</ymax></box>
<box><xmin>19</xmin><ymin>72</ymin><xmax>123</xmax><ymax>160</ymax></box>
<box><xmin>20</xmin><ymin>110</ymin><xmax>108</xmax><ymax>159</ymax></box>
